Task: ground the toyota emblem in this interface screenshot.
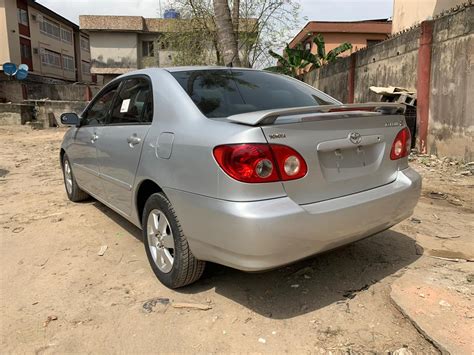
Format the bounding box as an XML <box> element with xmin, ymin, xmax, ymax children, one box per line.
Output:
<box><xmin>349</xmin><ymin>132</ymin><xmax>362</xmax><ymax>145</ymax></box>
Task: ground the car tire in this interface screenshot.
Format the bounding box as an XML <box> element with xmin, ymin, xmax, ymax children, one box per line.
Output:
<box><xmin>143</xmin><ymin>193</ymin><xmax>205</xmax><ymax>288</ymax></box>
<box><xmin>62</xmin><ymin>154</ymin><xmax>89</xmax><ymax>202</ymax></box>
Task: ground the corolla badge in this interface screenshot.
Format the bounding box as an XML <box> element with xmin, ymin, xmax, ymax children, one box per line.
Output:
<box><xmin>349</xmin><ymin>132</ymin><xmax>362</xmax><ymax>145</ymax></box>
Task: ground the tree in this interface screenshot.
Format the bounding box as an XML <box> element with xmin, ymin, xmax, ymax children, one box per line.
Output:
<box><xmin>265</xmin><ymin>34</ymin><xmax>352</xmax><ymax>78</ymax></box>
<box><xmin>162</xmin><ymin>0</ymin><xmax>300</xmax><ymax>68</ymax></box>
<box><xmin>213</xmin><ymin>0</ymin><xmax>241</xmax><ymax>66</ymax></box>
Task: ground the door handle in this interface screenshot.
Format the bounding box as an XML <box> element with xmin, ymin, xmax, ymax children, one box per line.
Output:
<box><xmin>91</xmin><ymin>133</ymin><xmax>99</xmax><ymax>143</ymax></box>
<box><xmin>127</xmin><ymin>135</ymin><xmax>142</xmax><ymax>147</ymax></box>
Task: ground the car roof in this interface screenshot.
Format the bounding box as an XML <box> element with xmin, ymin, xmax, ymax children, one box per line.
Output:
<box><xmin>164</xmin><ymin>66</ymin><xmax>259</xmax><ymax>73</ymax></box>
<box><xmin>107</xmin><ymin>66</ymin><xmax>263</xmax><ymax>87</ymax></box>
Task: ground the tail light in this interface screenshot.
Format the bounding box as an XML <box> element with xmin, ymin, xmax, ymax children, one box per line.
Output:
<box><xmin>270</xmin><ymin>144</ymin><xmax>307</xmax><ymax>181</ymax></box>
<box><xmin>213</xmin><ymin>144</ymin><xmax>307</xmax><ymax>183</ymax></box>
<box><xmin>390</xmin><ymin>127</ymin><xmax>411</xmax><ymax>160</ymax></box>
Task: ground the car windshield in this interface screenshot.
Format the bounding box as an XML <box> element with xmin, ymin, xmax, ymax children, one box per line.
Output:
<box><xmin>170</xmin><ymin>69</ymin><xmax>338</xmax><ymax>118</ymax></box>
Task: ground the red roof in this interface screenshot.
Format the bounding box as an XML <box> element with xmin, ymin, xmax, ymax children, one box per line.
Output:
<box><xmin>289</xmin><ymin>20</ymin><xmax>392</xmax><ymax>48</ymax></box>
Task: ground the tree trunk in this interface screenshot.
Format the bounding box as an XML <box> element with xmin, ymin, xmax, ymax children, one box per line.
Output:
<box><xmin>232</xmin><ymin>0</ymin><xmax>239</xmax><ymax>34</ymax></box>
<box><xmin>213</xmin><ymin>0</ymin><xmax>241</xmax><ymax>67</ymax></box>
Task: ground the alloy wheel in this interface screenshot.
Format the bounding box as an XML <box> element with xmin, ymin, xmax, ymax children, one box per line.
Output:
<box><xmin>147</xmin><ymin>209</ymin><xmax>175</xmax><ymax>273</ymax></box>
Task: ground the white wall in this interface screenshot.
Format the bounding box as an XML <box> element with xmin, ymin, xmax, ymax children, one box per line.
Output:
<box><xmin>89</xmin><ymin>32</ymin><xmax>138</xmax><ymax>70</ymax></box>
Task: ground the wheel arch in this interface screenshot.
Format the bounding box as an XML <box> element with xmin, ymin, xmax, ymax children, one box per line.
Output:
<box><xmin>60</xmin><ymin>148</ymin><xmax>66</xmax><ymax>168</ymax></box>
<box><xmin>135</xmin><ymin>179</ymin><xmax>164</xmax><ymax>224</ymax></box>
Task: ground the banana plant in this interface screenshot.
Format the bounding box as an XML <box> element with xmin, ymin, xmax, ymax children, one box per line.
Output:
<box><xmin>313</xmin><ymin>33</ymin><xmax>353</xmax><ymax>65</ymax></box>
<box><xmin>265</xmin><ymin>34</ymin><xmax>352</xmax><ymax>79</ymax></box>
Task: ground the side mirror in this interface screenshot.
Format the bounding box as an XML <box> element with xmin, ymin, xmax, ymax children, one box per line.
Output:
<box><xmin>60</xmin><ymin>112</ymin><xmax>80</xmax><ymax>127</ymax></box>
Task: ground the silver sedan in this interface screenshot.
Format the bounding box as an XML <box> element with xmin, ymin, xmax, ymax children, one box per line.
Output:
<box><xmin>60</xmin><ymin>67</ymin><xmax>421</xmax><ymax>288</ymax></box>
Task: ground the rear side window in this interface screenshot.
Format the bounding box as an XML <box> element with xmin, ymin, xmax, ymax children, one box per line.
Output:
<box><xmin>171</xmin><ymin>70</ymin><xmax>337</xmax><ymax>118</ymax></box>
<box><xmin>109</xmin><ymin>77</ymin><xmax>152</xmax><ymax>125</ymax></box>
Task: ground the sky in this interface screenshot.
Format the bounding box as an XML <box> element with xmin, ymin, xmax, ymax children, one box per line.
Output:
<box><xmin>37</xmin><ymin>0</ymin><xmax>394</xmax><ymax>32</ymax></box>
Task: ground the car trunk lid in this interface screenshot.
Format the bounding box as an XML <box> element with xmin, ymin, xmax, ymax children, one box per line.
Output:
<box><xmin>228</xmin><ymin>104</ymin><xmax>408</xmax><ymax>205</ymax></box>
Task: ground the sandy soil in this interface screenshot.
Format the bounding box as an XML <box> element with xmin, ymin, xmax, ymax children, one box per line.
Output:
<box><xmin>1</xmin><ymin>125</ymin><xmax>472</xmax><ymax>353</ymax></box>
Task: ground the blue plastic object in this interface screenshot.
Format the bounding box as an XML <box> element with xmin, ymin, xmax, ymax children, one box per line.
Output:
<box><xmin>18</xmin><ymin>64</ymin><xmax>29</xmax><ymax>71</ymax></box>
<box><xmin>164</xmin><ymin>9</ymin><xmax>180</xmax><ymax>19</ymax></box>
<box><xmin>16</xmin><ymin>68</ymin><xmax>28</xmax><ymax>80</ymax></box>
<box><xmin>3</xmin><ymin>62</ymin><xmax>17</xmax><ymax>76</ymax></box>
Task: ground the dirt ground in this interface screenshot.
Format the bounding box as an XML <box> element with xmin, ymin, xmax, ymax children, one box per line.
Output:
<box><xmin>1</xmin><ymin>125</ymin><xmax>472</xmax><ymax>353</ymax></box>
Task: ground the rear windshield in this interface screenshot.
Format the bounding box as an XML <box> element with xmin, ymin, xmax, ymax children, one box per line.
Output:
<box><xmin>171</xmin><ymin>69</ymin><xmax>338</xmax><ymax>118</ymax></box>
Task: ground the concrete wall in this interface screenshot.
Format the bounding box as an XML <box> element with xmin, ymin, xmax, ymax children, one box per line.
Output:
<box><xmin>354</xmin><ymin>27</ymin><xmax>421</xmax><ymax>103</ymax></box>
<box><xmin>304</xmin><ymin>56</ymin><xmax>351</xmax><ymax>103</ymax></box>
<box><xmin>393</xmin><ymin>0</ymin><xmax>466</xmax><ymax>33</ymax></box>
<box><xmin>0</xmin><ymin>80</ymin><xmax>101</xmax><ymax>102</ymax></box>
<box><xmin>303</xmin><ymin>28</ymin><xmax>420</xmax><ymax>103</ymax></box>
<box><xmin>90</xmin><ymin>32</ymin><xmax>138</xmax><ymax>71</ymax></box>
<box><xmin>428</xmin><ymin>6</ymin><xmax>473</xmax><ymax>159</ymax></box>
<box><xmin>0</xmin><ymin>100</ymin><xmax>88</xmax><ymax>127</ymax></box>
<box><xmin>26</xmin><ymin>100</ymin><xmax>88</xmax><ymax>128</ymax></box>
<box><xmin>303</xmin><ymin>5</ymin><xmax>473</xmax><ymax>160</ymax></box>
<box><xmin>0</xmin><ymin>103</ymin><xmax>34</xmax><ymax>125</ymax></box>
<box><xmin>0</xmin><ymin>80</ymin><xmax>23</xmax><ymax>102</ymax></box>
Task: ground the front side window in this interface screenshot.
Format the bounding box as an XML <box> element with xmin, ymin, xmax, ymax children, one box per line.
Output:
<box><xmin>171</xmin><ymin>70</ymin><xmax>337</xmax><ymax>118</ymax></box>
<box><xmin>82</xmin><ymin>85</ymin><xmax>119</xmax><ymax>126</ymax></box>
<box><xmin>109</xmin><ymin>78</ymin><xmax>152</xmax><ymax>125</ymax></box>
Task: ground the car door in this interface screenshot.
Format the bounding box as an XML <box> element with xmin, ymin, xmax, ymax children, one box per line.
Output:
<box><xmin>96</xmin><ymin>76</ymin><xmax>153</xmax><ymax>216</ymax></box>
<box><xmin>68</xmin><ymin>83</ymin><xmax>119</xmax><ymax>198</ymax></box>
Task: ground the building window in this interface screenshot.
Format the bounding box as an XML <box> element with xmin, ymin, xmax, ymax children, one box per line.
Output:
<box><xmin>40</xmin><ymin>17</ymin><xmax>61</xmax><ymax>39</ymax></box>
<box><xmin>142</xmin><ymin>41</ymin><xmax>154</xmax><ymax>57</ymax></box>
<box><xmin>20</xmin><ymin>42</ymin><xmax>32</xmax><ymax>59</ymax></box>
<box><xmin>41</xmin><ymin>49</ymin><xmax>61</xmax><ymax>68</ymax></box>
<box><xmin>63</xmin><ymin>54</ymin><xmax>74</xmax><ymax>71</ymax></box>
<box><xmin>18</xmin><ymin>8</ymin><xmax>28</xmax><ymax>26</ymax></box>
<box><xmin>367</xmin><ymin>39</ymin><xmax>382</xmax><ymax>47</ymax></box>
<box><xmin>81</xmin><ymin>61</ymin><xmax>91</xmax><ymax>75</ymax></box>
<box><xmin>61</xmin><ymin>27</ymin><xmax>73</xmax><ymax>44</ymax></box>
<box><xmin>80</xmin><ymin>36</ymin><xmax>90</xmax><ymax>52</ymax></box>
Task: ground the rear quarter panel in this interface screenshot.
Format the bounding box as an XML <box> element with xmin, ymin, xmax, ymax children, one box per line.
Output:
<box><xmin>132</xmin><ymin>69</ymin><xmax>286</xmax><ymax>225</ymax></box>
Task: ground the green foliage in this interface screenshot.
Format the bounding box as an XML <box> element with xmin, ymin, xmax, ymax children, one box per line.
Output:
<box><xmin>162</xmin><ymin>0</ymin><xmax>300</xmax><ymax>68</ymax></box>
<box><xmin>265</xmin><ymin>33</ymin><xmax>353</xmax><ymax>78</ymax></box>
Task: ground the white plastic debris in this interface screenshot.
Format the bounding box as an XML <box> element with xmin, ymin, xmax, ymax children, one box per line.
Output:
<box><xmin>98</xmin><ymin>245</ymin><xmax>108</xmax><ymax>256</ymax></box>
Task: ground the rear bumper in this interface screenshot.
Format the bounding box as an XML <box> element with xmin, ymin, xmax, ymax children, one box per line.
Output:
<box><xmin>165</xmin><ymin>168</ymin><xmax>422</xmax><ymax>271</ymax></box>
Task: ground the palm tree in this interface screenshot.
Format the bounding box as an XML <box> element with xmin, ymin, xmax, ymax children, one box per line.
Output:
<box><xmin>265</xmin><ymin>34</ymin><xmax>352</xmax><ymax>78</ymax></box>
<box><xmin>213</xmin><ymin>0</ymin><xmax>241</xmax><ymax>67</ymax></box>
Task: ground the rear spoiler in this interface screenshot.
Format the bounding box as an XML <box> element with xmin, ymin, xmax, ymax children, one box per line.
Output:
<box><xmin>226</xmin><ymin>103</ymin><xmax>406</xmax><ymax>126</ymax></box>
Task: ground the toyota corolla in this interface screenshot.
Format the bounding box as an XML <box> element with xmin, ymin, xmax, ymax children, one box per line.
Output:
<box><xmin>59</xmin><ymin>67</ymin><xmax>421</xmax><ymax>288</ymax></box>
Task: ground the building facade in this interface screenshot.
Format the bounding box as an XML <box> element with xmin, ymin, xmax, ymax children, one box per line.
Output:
<box><xmin>392</xmin><ymin>0</ymin><xmax>467</xmax><ymax>33</ymax></box>
<box><xmin>289</xmin><ymin>20</ymin><xmax>392</xmax><ymax>55</ymax></box>
<box><xmin>80</xmin><ymin>15</ymin><xmax>215</xmax><ymax>84</ymax></box>
<box><xmin>0</xmin><ymin>0</ymin><xmax>91</xmax><ymax>82</ymax></box>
